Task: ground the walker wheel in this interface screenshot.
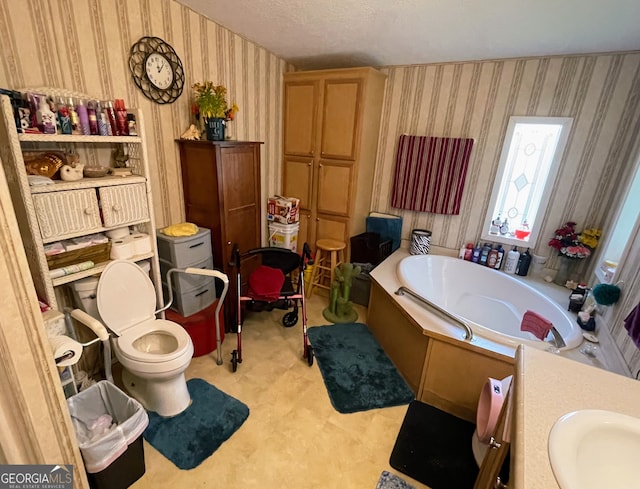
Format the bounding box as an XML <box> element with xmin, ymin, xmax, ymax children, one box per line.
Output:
<box><xmin>306</xmin><ymin>345</ymin><xmax>314</xmax><ymax>366</ymax></box>
<box><xmin>231</xmin><ymin>350</ymin><xmax>238</xmax><ymax>372</ymax></box>
<box><xmin>282</xmin><ymin>312</ymin><xmax>298</xmax><ymax>327</ymax></box>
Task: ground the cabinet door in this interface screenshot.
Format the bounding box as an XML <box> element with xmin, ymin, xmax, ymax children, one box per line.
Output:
<box><xmin>320</xmin><ymin>78</ymin><xmax>362</xmax><ymax>160</ymax></box>
<box><xmin>33</xmin><ymin>189</ymin><xmax>102</xmax><ymax>241</ymax></box>
<box><xmin>99</xmin><ymin>183</ymin><xmax>149</xmax><ymax>228</ymax></box>
<box><xmin>219</xmin><ymin>145</ymin><xmax>261</xmax><ymax>264</ymax></box>
<box><xmin>282</xmin><ymin>157</ymin><xmax>313</xmax><ymax>210</ymax></box>
<box><xmin>316</xmin><ymin>160</ymin><xmax>353</xmax><ymax>216</ymax></box>
<box><xmin>315</xmin><ymin>213</ymin><xmax>349</xmax><ymax>245</ymax></box>
<box><xmin>283</xmin><ymin>81</ymin><xmax>318</xmax><ymax>157</ymax></box>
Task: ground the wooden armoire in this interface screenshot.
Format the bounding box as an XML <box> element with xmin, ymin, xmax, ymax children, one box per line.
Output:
<box><xmin>282</xmin><ymin>67</ymin><xmax>386</xmax><ymax>258</ymax></box>
<box><xmin>176</xmin><ymin>140</ymin><xmax>262</xmax><ymax>330</ymax></box>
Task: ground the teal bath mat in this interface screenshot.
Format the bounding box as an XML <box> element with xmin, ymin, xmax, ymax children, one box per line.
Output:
<box><xmin>143</xmin><ymin>378</ymin><xmax>249</xmax><ymax>469</ymax></box>
<box><xmin>307</xmin><ymin>323</ymin><xmax>414</xmax><ymax>413</ymax></box>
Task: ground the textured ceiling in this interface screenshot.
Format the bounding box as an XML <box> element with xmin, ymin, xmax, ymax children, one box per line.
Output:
<box><xmin>178</xmin><ymin>0</ymin><xmax>640</xmax><ymax>70</ymax></box>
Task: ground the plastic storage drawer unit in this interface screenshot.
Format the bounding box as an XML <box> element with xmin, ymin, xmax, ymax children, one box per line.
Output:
<box><xmin>156</xmin><ymin>227</ymin><xmax>212</xmax><ymax>267</ymax></box>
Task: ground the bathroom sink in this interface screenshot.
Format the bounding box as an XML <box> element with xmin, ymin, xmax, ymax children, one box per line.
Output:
<box><xmin>548</xmin><ymin>409</ymin><xmax>640</xmax><ymax>489</ymax></box>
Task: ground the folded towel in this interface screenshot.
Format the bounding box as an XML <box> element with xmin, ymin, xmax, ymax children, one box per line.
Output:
<box><xmin>520</xmin><ymin>310</ymin><xmax>554</xmax><ymax>341</ymax></box>
<box><xmin>248</xmin><ymin>265</ymin><xmax>285</xmax><ymax>302</ymax></box>
<box><xmin>624</xmin><ymin>302</ymin><xmax>640</xmax><ymax>348</ymax></box>
<box><xmin>162</xmin><ymin>222</ymin><xmax>198</xmax><ymax>237</ymax></box>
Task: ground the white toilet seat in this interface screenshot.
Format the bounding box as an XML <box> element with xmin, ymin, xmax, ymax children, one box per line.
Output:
<box><xmin>116</xmin><ymin>319</ymin><xmax>192</xmax><ymax>363</ymax></box>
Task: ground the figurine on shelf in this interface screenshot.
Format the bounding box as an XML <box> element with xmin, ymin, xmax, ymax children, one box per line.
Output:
<box><xmin>113</xmin><ymin>144</ymin><xmax>129</xmax><ymax>168</ymax></box>
<box><xmin>180</xmin><ymin>124</ymin><xmax>200</xmax><ymax>141</ymax></box>
<box><xmin>60</xmin><ymin>163</ymin><xmax>84</xmax><ymax>181</ymax></box>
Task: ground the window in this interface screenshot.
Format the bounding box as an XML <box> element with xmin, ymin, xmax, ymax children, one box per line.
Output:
<box><xmin>595</xmin><ymin>153</ymin><xmax>640</xmax><ymax>283</ymax></box>
<box><xmin>482</xmin><ymin>116</ymin><xmax>573</xmax><ymax>248</ymax></box>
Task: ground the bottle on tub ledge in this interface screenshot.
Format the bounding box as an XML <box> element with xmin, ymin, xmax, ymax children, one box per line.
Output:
<box><xmin>494</xmin><ymin>244</ymin><xmax>505</xmax><ymax>270</ymax></box>
<box><xmin>471</xmin><ymin>242</ymin><xmax>482</xmax><ymax>263</ymax></box>
<box><xmin>487</xmin><ymin>246</ymin><xmax>499</xmax><ymax>268</ymax></box>
<box><xmin>504</xmin><ymin>246</ymin><xmax>520</xmax><ymax>274</ymax></box>
<box><xmin>516</xmin><ymin>248</ymin><xmax>532</xmax><ymax>276</ymax></box>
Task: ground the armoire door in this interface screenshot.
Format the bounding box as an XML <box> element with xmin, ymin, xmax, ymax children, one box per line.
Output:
<box><xmin>219</xmin><ymin>145</ymin><xmax>261</xmax><ymax>264</ymax></box>
<box><xmin>283</xmin><ymin>81</ymin><xmax>319</xmax><ymax>157</ymax></box>
<box><xmin>319</xmin><ymin>78</ymin><xmax>362</xmax><ymax>160</ymax></box>
<box><xmin>282</xmin><ymin>157</ymin><xmax>313</xmax><ymax>210</ymax></box>
<box><xmin>316</xmin><ymin>160</ymin><xmax>353</xmax><ymax>216</ymax></box>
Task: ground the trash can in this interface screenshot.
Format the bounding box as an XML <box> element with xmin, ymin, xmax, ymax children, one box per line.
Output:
<box><xmin>351</xmin><ymin>263</ymin><xmax>374</xmax><ymax>307</ymax></box>
<box><xmin>67</xmin><ymin>381</ymin><xmax>149</xmax><ymax>489</ymax></box>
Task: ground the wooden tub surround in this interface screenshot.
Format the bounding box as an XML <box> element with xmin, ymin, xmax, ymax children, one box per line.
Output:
<box><xmin>368</xmin><ymin>279</ymin><xmax>514</xmax><ymax>422</ymax></box>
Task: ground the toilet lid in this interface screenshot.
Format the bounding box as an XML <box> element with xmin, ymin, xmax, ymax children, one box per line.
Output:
<box><xmin>97</xmin><ymin>259</ymin><xmax>156</xmax><ymax>335</ymax></box>
<box><xmin>476</xmin><ymin>375</ymin><xmax>513</xmax><ymax>443</ymax></box>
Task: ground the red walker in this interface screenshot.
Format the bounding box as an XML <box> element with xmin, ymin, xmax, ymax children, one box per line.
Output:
<box><xmin>230</xmin><ymin>243</ymin><xmax>314</xmax><ymax>372</ymax></box>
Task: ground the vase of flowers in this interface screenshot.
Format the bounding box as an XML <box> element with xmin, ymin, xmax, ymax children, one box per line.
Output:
<box><xmin>191</xmin><ymin>82</ymin><xmax>239</xmax><ymax>141</ymax></box>
<box><xmin>548</xmin><ymin>221</ymin><xmax>601</xmax><ymax>285</ymax></box>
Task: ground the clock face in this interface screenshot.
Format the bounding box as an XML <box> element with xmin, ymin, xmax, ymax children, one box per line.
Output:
<box><xmin>145</xmin><ymin>53</ymin><xmax>174</xmax><ymax>90</ymax></box>
<box><xmin>129</xmin><ymin>37</ymin><xmax>184</xmax><ymax>104</ymax></box>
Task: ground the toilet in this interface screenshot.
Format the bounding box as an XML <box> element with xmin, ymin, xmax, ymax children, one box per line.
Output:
<box><xmin>95</xmin><ymin>260</ymin><xmax>194</xmax><ymax>417</ymax></box>
<box><xmin>471</xmin><ymin>375</ymin><xmax>513</xmax><ymax>466</ymax></box>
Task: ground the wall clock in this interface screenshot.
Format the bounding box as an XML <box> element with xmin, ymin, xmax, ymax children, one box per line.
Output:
<box><xmin>129</xmin><ymin>36</ymin><xmax>184</xmax><ymax>104</ymax></box>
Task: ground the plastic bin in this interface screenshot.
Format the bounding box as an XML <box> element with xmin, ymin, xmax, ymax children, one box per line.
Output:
<box><xmin>67</xmin><ymin>381</ymin><xmax>148</xmax><ymax>489</ymax></box>
<box><xmin>350</xmin><ymin>232</ymin><xmax>392</xmax><ymax>265</ymax></box>
<box><xmin>268</xmin><ymin>222</ymin><xmax>299</xmax><ymax>252</ymax></box>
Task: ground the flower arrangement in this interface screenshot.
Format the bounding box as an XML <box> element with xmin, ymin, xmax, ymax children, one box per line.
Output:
<box><xmin>191</xmin><ymin>82</ymin><xmax>239</xmax><ymax>120</ymax></box>
<box><xmin>548</xmin><ymin>221</ymin><xmax>601</xmax><ymax>259</ymax></box>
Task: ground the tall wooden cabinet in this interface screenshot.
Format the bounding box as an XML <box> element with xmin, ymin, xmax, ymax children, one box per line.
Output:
<box><xmin>176</xmin><ymin>140</ymin><xmax>262</xmax><ymax>330</ymax></box>
<box><xmin>282</xmin><ymin>67</ymin><xmax>386</xmax><ymax>257</ymax></box>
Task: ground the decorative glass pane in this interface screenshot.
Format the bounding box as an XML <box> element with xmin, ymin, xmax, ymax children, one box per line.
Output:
<box><xmin>482</xmin><ymin>116</ymin><xmax>572</xmax><ymax>248</ymax></box>
<box><xmin>487</xmin><ymin>122</ymin><xmax>565</xmax><ymax>243</ymax></box>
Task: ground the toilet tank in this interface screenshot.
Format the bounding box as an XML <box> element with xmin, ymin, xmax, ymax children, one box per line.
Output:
<box><xmin>71</xmin><ymin>276</ymin><xmax>100</xmax><ymax>319</ymax></box>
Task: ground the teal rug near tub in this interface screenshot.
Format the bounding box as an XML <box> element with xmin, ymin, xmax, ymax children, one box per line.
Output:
<box><xmin>307</xmin><ymin>323</ymin><xmax>414</xmax><ymax>413</ymax></box>
<box><xmin>143</xmin><ymin>378</ymin><xmax>249</xmax><ymax>470</ymax></box>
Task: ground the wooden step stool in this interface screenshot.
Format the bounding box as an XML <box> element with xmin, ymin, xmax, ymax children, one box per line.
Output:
<box><xmin>307</xmin><ymin>239</ymin><xmax>346</xmax><ymax>298</ymax></box>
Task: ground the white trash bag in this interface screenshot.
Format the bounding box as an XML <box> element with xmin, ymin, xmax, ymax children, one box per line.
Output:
<box><xmin>67</xmin><ymin>381</ymin><xmax>148</xmax><ymax>473</ymax></box>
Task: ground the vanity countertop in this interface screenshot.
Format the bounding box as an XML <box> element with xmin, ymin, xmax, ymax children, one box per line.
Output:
<box><xmin>513</xmin><ymin>345</ymin><xmax>640</xmax><ymax>488</ymax></box>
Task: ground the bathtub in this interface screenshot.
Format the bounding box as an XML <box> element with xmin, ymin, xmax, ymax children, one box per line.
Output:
<box><xmin>395</xmin><ymin>254</ymin><xmax>583</xmax><ymax>350</ymax></box>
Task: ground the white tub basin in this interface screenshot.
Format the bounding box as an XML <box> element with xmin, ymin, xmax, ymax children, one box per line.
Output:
<box><xmin>548</xmin><ymin>409</ymin><xmax>640</xmax><ymax>489</ymax></box>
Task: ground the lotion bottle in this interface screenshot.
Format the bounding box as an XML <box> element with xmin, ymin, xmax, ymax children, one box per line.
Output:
<box><xmin>494</xmin><ymin>244</ymin><xmax>505</xmax><ymax>270</ymax></box>
<box><xmin>471</xmin><ymin>243</ymin><xmax>482</xmax><ymax>263</ymax></box>
<box><xmin>487</xmin><ymin>247</ymin><xmax>499</xmax><ymax>268</ymax></box>
<box><xmin>516</xmin><ymin>248</ymin><xmax>532</xmax><ymax>276</ymax></box>
<box><xmin>463</xmin><ymin>243</ymin><xmax>473</xmax><ymax>261</ymax></box>
<box><xmin>479</xmin><ymin>243</ymin><xmax>492</xmax><ymax>266</ymax></box>
<box><xmin>504</xmin><ymin>246</ymin><xmax>520</xmax><ymax>274</ymax></box>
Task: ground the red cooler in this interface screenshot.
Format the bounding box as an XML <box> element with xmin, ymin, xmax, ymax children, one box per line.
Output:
<box><xmin>166</xmin><ymin>300</ymin><xmax>224</xmax><ymax>357</ymax></box>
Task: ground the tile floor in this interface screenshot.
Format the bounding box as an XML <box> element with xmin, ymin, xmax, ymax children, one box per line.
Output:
<box><xmin>130</xmin><ymin>292</ymin><xmax>431</xmax><ymax>489</ymax></box>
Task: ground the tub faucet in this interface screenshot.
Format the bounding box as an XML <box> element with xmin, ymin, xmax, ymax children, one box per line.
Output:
<box><xmin>548</xmin><ymin>326</ymin><xmax>566</xmax><ymax>349</ymax></box>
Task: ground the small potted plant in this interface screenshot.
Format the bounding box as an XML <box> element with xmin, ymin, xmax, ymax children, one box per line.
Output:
<box><xmin>191</xmin><ymin>82</ymin><xmax>238</xmax><ymax>141</ymax></box>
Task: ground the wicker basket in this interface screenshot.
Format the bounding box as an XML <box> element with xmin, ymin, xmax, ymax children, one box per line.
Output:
<box><xmin>46</xmin><ymin>242</ymin><xmax>112</xmax><ymax>269</ymax></box>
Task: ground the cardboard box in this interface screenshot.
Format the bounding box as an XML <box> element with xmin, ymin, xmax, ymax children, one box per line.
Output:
<box><xmin>267</xmin><ymin>195</ymin><xmax>300</xmax><ymax>224</ymax></box>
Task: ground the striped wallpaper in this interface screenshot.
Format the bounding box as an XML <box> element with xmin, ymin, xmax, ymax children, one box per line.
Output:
<box><xmin>0</xmin><ymin>0</ymin><xmax>292</xmax><ymax>233</ymax></box>
<box><xmin>0</xmin><ymin>0</ymin><xmax>639</xmax><ymax>374</ymax></box>
<box><xmin>373</xmin><ymin>54</ymin><xmax>640</xmax><ymax>375</ymax></box>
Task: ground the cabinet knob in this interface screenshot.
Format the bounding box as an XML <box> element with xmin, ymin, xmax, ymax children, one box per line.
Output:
<box><xmin>316</xmin><ymin>218</ymin><xmax>320</xmax><ymax>221</ymax></box>
<box><xmin>308</xmin><ymin>162</ymin><xmax>312</xmax><ymax>166</ymax></box>
<box><xmin>227</xmin><ymin>241</ymin><xmax>232</xmax><ymax>246</ymax></box>
<box><xmin>319</xmin><ymin>163</ymin><xmax>323</xmax><ymax>168</ymax></box>
<box><xmin>84</xmin><ymin>207</ymin><xmax>94</xmax><ymax>215</ymax></box>
<box><xmin>112</xmin><ymin>203</ymin><xmax>122</xmax><ymax>212</ymax></box>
